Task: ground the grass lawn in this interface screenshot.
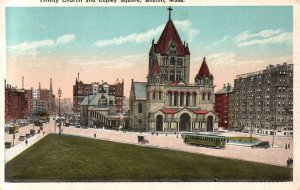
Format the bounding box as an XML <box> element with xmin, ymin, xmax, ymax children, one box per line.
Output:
<box><xmin>5</xmin><ymin>134</ymin><xmax>292</xmax><ymax>182</ymax></box>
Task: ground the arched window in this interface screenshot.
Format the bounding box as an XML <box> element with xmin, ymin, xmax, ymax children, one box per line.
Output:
<box><xmin>138</xmin><ymin>103</ymin><xmax>142</xmax><ymax>113</ymax></box>
<box><xmin>202</xmin><ymin>93</ymin><xmax>206</xmax><ymax>100</ymax></box>
<box><xmin>192</xmin><ymin>92</ymin><xmax>197</xmax><ymax>106</ymax></box>
<box><xmin>170</xmin><ymin>57</ymin><xmax>175</xmax><ymax>65</ymax></box>
<box><xmin>180</xmin><ymin>92</ymin><xmax>184</xmax><ymax>106</ymax></box>
<box><xmin>174</xmin><ymin>92</ymin><xmax>178</xmax><ymax>106</ymax></box>
<box><xmin>186</xmin><ymin>92</ymin><xmax>190</xmax><ymax>106</ymax></box>
<box><xmin>152</xmin><ymin>92</ymin><xmax>156</xmax><ymax>99</ymax></box>
<box><xmin>159</xmin><ymin>91</ymin><xmax>162</xmax><ymax>99</ymax></box>
<box><xmin>208</xmin><ymin>93</ymin><xmax>211</xmax><ymax>101</ymax></box>
<box><xmin>168</xmin><ymin>92</ymin><xmax>172</xmax><ymax>106</ymax></box>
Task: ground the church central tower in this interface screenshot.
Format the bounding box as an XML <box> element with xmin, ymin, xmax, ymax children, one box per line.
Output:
<box><xmin>147</xmin><ymin>7</ymin><xmax>190</xmax><ymax>85</ymax></box>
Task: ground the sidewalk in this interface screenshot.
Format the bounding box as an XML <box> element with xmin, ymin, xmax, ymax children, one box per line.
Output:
<box><xmin>5</xmin><ymin>133</ymin><xmax>48</xmax><ymax>163</ymax></box>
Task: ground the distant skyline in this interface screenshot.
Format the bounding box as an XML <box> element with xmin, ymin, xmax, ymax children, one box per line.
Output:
<box><xmin>6</xmin><ymin>6</ymin><xmax>292</xmax><ymax>98</ymax></box>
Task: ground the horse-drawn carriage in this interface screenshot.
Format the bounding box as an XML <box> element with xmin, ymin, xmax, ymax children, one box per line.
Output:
<box><xmin>138</xmin><ymin>136</ymin><xmax>149</xmax><ymax>144</ymax></box>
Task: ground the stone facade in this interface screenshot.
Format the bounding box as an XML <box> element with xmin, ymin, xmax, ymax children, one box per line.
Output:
<box><xmin>230</xmin><ymin>63</ymin><xmax>293</xmax><ymax>136</ymax></box>
<box><xmin>130</xmin><ymin>10</ymin><xmax>217</xmax><ymax>132</ymax></box>
<box><xmin>73</xmin><ymin>74</ymin><xmax>124</xmax><ymax>114</ymax></box>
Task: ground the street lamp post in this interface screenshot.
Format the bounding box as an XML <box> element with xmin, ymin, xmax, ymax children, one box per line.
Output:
<box><xmin>58</xmin><ymin>88</ymin><xmax>62</xmax><ymax>135</ymax></box>
<box><xmin>272</xmin><ymin>124</ymin><xmax>275</xmax><ymax>147</ymax></box>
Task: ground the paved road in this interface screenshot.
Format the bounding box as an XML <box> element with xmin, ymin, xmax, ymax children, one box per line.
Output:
<box><xmin>5</xmin><ymin>120</ymin><xmax>293</xmax><ymax>167</ymax></box>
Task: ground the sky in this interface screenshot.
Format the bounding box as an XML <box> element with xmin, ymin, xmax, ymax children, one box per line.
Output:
<box><xmin>6</xmin><ymin>6</ymin><xmax>293</xmax><ymax>99</ymax></box>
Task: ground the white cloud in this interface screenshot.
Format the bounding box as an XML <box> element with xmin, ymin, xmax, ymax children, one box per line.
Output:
<box><xmin>173</xmin><ymin>20</ymin><xmax>200</xmax><ymax>41</ymax></box>
<box><xmin>206</xmin><ymin>52</ymin><xmax>236</xmax><ymax>65</ymax></box>
<box><xmin>56</xmin><ymin>34</ymin><xmax>76</xmax><ymax>45</ymax></box>
<box><xmin>235</xmin><ymin>29</ymin><xmax>283</xmax><ymax>42</ymax></box>
<box><xmin>8</xmin><ymin>33</ymin><xmax>76</xmax><ymax>55</ymax></box>
<box><xmin>94</xmin><ymin>20</ymin><xmax>199</xmax><ymax>48</ymax></box>
<box><xmin>209</xmin><ymin>36</ymin><xmax>228</xmax><ymax>47</ymax></box>
<box><xmin>234</xmin><ymin>28</ymin><xmax>291</xmax><ymax>47</ymax></box>
<box><xmin>238</xmin><ymin>32</ymin><xmax>292</xmax><ymax>47</ymax></box>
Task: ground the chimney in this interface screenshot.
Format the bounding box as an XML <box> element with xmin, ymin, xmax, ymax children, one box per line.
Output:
<box><xmin>78</xmin><ymin>72</ymin><xmax>80</xmax><ymax>81</ymax></box>
<box><xmin>4</xmin><ymin>79</ymin><xmax>6</xmax><ymax>89</ymax></box>
<box><xmin>227</xmin><ymin>83</ymin><xmax>230</xmax><ymax>91</ymax></box>
<box><xmin>22</xmin><ymin>76</ymin><xmax>24</xmax><ymax>89</ymax></box>
<box><xmin>39</xmin><ymin>82</ymin><xmax>41</xmax><ymax>89</ymax></box>
<box><xmin>50</xmin><ymin>78</ymin><xmax>53</xmax><ymax>92</ymax></box>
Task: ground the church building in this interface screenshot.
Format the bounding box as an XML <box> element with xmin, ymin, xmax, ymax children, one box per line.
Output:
<box><xmin>129</xmin><ymin>7</ymin><xmax>218</xmax><ymax>132</ymax></box>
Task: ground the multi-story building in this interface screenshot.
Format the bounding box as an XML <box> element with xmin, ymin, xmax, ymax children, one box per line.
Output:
<box><xmin>231</xmin><ymin>63</ymin><xmax>293</xmax><ymax>136</ymax></box>
<box><xmin>5</xmin><ymin>82</ymin><xmax>28</xmax><ymax>122</ymax></box>
<box><xmin>129</xmin><ymin>9</ymin><xmax>217</xmax><ymax>132</ymax></box>
<box><xmin>30</xmin><ymin>79</ymin><xmax>56</xmax><ymax>115</ymax></box>
<box><xmin>80</xmin><ymin>86</ymin><xmax>128</xmax><ymax>127</ymax></box>
<box><xmin>215</xmin><ymin>84</ymin><xmax>234</xmax><ymax>129</ymax></box>
<box><xmin>73</xmin><ymin>73</ymin><xmax>124</xmax><ymax>114</ymax></box>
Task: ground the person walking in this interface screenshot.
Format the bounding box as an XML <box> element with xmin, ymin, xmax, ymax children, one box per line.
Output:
<box><xmin>214</xmin><ymin>176</ymin><xmax>218</xmax><ymax>182</ymax></box>
<box><xmin>94</xmin><ymin>133</ymin><xmax>96</xmax><ymax>138</ymax></box>
<box><xmin>25</xmin><ymin>139</ymin><xmax>28</xmax><ymax>146</ymax></box>
<box><xmin>288</xmin><ymin>143</ymin><xmax>290</xmax><ymax>149</ymax></box>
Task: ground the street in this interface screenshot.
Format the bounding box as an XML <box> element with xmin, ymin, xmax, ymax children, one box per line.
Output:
<box><xmin>5</xmin><ymin>119</ymin><xmax>293</xmax><ymax>167</ymax></box>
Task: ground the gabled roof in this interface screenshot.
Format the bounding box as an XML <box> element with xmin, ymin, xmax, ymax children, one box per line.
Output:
<box><xmin>80</xmin><ymin>94</ymin><xmax>96</xmax><ymax>106</ymax></box>
<box><xmin>132</xmin><ymin>82</ymin><xmax>147</xmax><ymax>100</ymax></box>
<box><xmin>154</xmin><ymin>20</ymin><xmax>190</xmax><ymax>56</ymax></box>
<box><xmin>196</xmin><ymin>57</ymin><xmax>212</xmax><ymax>78</ymax></box>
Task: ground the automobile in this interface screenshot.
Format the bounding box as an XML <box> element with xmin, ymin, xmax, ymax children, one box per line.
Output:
<box><xmin>25</xmin><ymin>134</ymin><xmax>31</xmax><ymax>138</ymax></box>
<box><xmin>5</xmin><ymin>142</ymin><xmax>12</xmax><ymax>148</ymax></box>
<box><xmin>75</xmin><ymin>123</ymin><xmax>81</xmax><ymax>128</ymax></box>
<box><xmin>34</xmin><ymin>120</ymin><xmax>43</xmax><ymax>126</ymax></box>
<box><xmin>251</xmin><ymin>141</ymin><xmax>270</xmax><ymax>149</ymax></box>
<box><xmin>19</xmin><ymin>136</ymin><xmax>26</xmax><ymax>141</ymax></box>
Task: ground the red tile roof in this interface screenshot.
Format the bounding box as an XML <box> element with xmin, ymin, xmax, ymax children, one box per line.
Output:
<box><xmin>154</xmin><ymin>20</ymin><xmax>190</xmax><ymax>56</ymax></box>
<box><xmin>196</xmin><ymin>57</ymin><xmax>211</xmax><ymax>78</ymax></box>
<box><xmin>161</xmin><ymin>109</ymin><xmax>178</xmax><ymax>114</ymax></box>
<box><xmin>192</xmin><ymin>110</ymin><xmax>209</xmax><ymax>114</ymax></box>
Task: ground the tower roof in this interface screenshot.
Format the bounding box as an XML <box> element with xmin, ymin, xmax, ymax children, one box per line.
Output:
<box><xmin>196</xmin><ymin>57</ymin><xmax>211</xmax><ymax>78</ymax></box>
<box><xmin>153</xmin><ymin>20</ymin><xmax>190</xmax><ymax>56</ymax></box>
<box><xmin>150</xmin><ymin>56</ymin><xmax>161</xmax><ymax>74</ymax></box>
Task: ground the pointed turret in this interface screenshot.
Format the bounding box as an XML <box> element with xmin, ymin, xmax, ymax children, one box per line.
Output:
<box><xmin>150</xmin><ymin>56</ymin><xmax>161</xmax><ymax>74</ymax></box>
<box><xmin>195</xmin><ymin>57</ymin><xmax>214</xmax><ymax>86</ymax></box>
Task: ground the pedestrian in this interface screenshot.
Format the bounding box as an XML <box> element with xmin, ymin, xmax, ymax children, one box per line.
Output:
<box><xmin>156</xmin><ymin>132</ymin><xmax>158</xmax><ymax>136</ymax></box>
<box><xmin>25</xmin><ymin>140</ymin><xmax>28</xmax><ymax>146</ymax></box>
<box><xmin>94</xmin><ymin>133</ymin><xmax>96</xmax><ymax>138</ymax></box>
<box><xmin>176</xmin><ymin>134</ymin><xmax>178</xmax><ymax>138</ymax></box>
<box><xmin>214</xmin><ymin>176</ymin><xmax>218</xmax><ymax>182</ymax></box>
<box><xmin>288</xmin><ymin>143</ymin><xmax>290</xmax><ymax>149</ymax></box>
<box><xmin>166</xmin><ymin>133</ymin><xmax>167</xmax><ymax>136</ymax></box>
<box><xmin>43</xmin><ymin>132</ymin><xmax>45</xmax><ymax>136</ymax></box>
<box><xmin>285</xmin><ymin>144</ymin><xmax>287</xmax><ymax>149</ymax></box>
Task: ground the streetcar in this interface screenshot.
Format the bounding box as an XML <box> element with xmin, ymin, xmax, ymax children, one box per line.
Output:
<box><xmin>183</xmin><ymin>133</ymin><xmax>226</xmax><ymax>148</ymax></box>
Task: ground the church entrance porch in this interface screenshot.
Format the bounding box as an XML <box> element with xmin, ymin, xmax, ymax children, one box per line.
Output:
<box><xmin>179</xmin><ymin>113</ymin><xmax>191</xmax><ymax>131</ymax></box>
<box><xmin>207</xmin><ymin>115</ymin><xmax>214</xmax><ymax>131</ymax></box>
<box><xmin>156</xmin><ymin>115</ymin><xmax>163</xmax><ymax>131</ymax></box>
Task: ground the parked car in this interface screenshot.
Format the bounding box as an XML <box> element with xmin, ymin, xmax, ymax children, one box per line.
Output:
<box><xmin>34</xmin><ymin>120</ymin><xmax>43</xmax><ymax>126</ymax></box>
<box><xmin>19</xmin><ymin>136</ymin><xmax>26</xmax><ymax>141</ymax></box>
<box><xmin>5</xmin><ymin>142</ymin><xmax>12</xmax><ymax>148</ymax></box>
<box><xmin>251</xmin><ymin>141</ymin><xmax>270</xmax><ymax>149</ymax></box>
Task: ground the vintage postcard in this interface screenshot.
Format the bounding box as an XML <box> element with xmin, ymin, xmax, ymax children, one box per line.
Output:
<box><xmin>0</xmin><ymin>0</ymin><xmax>299</xmax><ymax>190</ymax></box>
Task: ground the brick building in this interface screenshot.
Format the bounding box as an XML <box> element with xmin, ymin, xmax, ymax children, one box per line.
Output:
<box><xmin>73</xmin><ymin>73</ymin><xmax>124</xmax><ymax>114</ymax></box>
<box><xmin>230</xmin><ymin>63</ymin><xmax>293</xmax><ymax>136</ymax></box>
<box><xmin>215</xmin><ymin>84</ymin><xmax>234</xmax><ymax>129</ymax></box>
<box><xmin>5</xmin><ymin>82</ymin><xmax>28</xmax><ymax>122</ymax></box>
<box><xmin>30</xmin><ymin>79</ymin><xmax>56</xmax><ymax>115</ymax></box>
